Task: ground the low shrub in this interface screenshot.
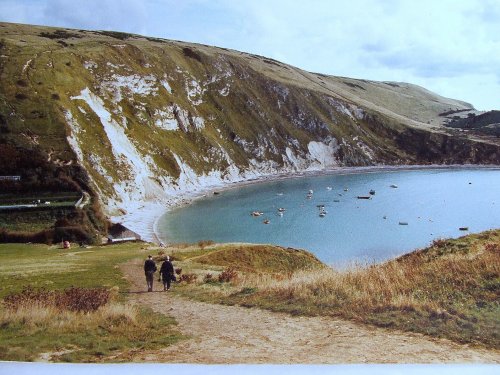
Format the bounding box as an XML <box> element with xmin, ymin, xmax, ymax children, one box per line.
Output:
<box><xmin>182</xmin><ymin>47</ymin><xmax>202</xmax><ymax>62</ymax></box>
<box><xmin>218</xmin><ymin>268</ymin><xmax>238</xmax><ymax>283</ymax></box>
<box><xmin>179</xmin><ymin>274</ymin><xmax>197</xmax><ymax>284</ymax></box>
<box><xmin>203</xmin><ymin>273</ymin><xmax>215</xmax><ymax>283</ymax></box>
<box><xmin>4</xmin><ymin>286</ymin><xmax>110</xmax><ymax>312</ymax></box>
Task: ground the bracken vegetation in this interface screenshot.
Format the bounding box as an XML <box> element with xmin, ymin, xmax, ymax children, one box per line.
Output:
<box><xmin>4</xmin><ymin>286</ymin><xmax>110</xmax><ymax>312</ymax></box>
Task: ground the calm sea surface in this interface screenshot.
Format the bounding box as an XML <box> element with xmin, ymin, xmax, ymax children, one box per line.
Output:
<box><xmin>157</xmin><ymin>168</ymin><xmax>500</xmax><ymax>267</ymax></box>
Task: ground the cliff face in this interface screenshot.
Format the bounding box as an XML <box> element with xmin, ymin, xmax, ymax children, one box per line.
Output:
<box><xmin>1</xmin><ymin>22</ymin><xmax>498</xmax><ymax>225</ymax></box>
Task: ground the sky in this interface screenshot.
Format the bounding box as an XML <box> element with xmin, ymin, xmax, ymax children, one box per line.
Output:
<box><xmin>0</xmin><ymin>0</ymin><xmax>499</xmax><ymax>111</ymax></box>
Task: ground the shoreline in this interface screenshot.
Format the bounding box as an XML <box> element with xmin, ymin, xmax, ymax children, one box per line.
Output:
<box><xmin>145</xmin><ymin>163</ymin><xmax>500</xmax><ymax>245</ymax></box>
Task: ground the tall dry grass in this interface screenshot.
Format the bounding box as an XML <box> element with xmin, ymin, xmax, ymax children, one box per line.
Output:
<box><xmin>235</xmin><ymin>241</ymin><xmax>499</xmax><ymax>319</ymax></box>
<box><xmin>0</xmin><ymin>301</ymin><xmax>138</xmax><ymax>331</ymax></box>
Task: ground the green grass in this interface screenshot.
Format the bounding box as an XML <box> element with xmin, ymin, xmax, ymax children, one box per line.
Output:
<box><xmin>191</xmin><ymin>244</ymin><xmax>325</xmax><ymax>273</ymax></box>
<box><xmin>0</xmin><ymin>241</ymin><xmax>184</xmax><ymax>361</ymax></box>
<box><xmin>0</xmin><ymin>242</ymin><xmax>155</xmax><ymax>298</ymax></box>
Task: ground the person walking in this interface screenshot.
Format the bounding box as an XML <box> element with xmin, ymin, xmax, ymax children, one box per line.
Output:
<box><xmin>144</xmin><ymin>255</ymin><xmax>157</xmax><ymax>292</ymax></box>
<box><xmin>160</xmin><ymin>255</ymin><xmax>175</xmax><ymax>291</ymax></box>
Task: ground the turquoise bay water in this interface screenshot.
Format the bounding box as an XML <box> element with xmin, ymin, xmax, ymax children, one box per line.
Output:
<box><xmin>157</xmin><ymin>168</ymin><xmax>500</xmax><ymax>267</ymax></box>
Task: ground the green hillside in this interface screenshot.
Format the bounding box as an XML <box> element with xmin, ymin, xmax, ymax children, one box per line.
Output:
<box><xmin>1</xmin><ymin>22</ymin><xmax>498</xmax><ymax>241</ymax></box>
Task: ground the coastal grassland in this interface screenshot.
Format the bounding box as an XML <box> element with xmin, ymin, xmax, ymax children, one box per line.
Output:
<box><xmin>0</xmin><ymin>242</ymin><xmax>183</xmax><ymax>362</ymax></box>
<box><xmin>167</xmin><ymin>231</ymin><xmax>500</xmax><ymax>348</ymax></box>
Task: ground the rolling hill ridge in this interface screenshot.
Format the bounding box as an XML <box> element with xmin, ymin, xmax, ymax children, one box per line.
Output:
<box><xmin>0</xmin><ymin>22</ymin><xmax>498</xmax><ymax>240</ymax></box>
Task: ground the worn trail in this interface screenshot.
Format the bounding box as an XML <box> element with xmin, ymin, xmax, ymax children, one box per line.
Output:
<box><xmin>121</xmin><ymin>260</ymin><xmax>499</xmax><ymax>363</ymax></box>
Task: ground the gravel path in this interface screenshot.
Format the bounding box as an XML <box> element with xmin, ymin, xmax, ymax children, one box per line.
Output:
<box><xmin>121</xmin><ymin>259</ymin><xmax>500</xmax><ymax>364</ymax></box>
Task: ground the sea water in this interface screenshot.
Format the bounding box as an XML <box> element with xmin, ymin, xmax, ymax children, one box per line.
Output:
<box><xmin>157</xmin><ymin>168</ymin><xmax>500</xmax><ymax>267</ymax></box>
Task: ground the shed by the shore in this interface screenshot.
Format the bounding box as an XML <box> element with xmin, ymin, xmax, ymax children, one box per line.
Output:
<box><xmin>107</xmin><ymin>223</ymin><xmax>141</xmax><ymax>243</ymax></box>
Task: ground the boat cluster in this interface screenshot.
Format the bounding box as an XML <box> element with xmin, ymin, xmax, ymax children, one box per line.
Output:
<box><xmin>247</xmin><ymin>182</ymin><xmax>469</xmax><ymax>231</ymax></box>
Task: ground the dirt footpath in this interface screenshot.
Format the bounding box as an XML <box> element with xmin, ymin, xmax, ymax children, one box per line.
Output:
<box><xmin>121</xmin><ymin>260</ymin><xmax>499</xmax><ymax>364</ymax></box>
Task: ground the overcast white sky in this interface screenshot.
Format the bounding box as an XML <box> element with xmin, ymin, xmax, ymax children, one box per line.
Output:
<box><xmin>1</xmin><ymin>0</ymin><xmax>499</xmax><ymax>110</ymax></box>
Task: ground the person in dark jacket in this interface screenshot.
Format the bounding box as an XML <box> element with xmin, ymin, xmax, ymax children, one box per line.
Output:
<box><xmin>144</xmin><ymin>255</ymin><xmax>157</xmax><ymax>292</ymax></box>
<box><xmin>159</xmin><ymin>255</ymin><xmax>175</xmax><ymax>291</ymax></box>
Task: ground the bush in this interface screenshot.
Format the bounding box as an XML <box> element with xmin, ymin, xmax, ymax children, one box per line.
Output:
<box><xmin>182</xmin><ymin>47</ymin><xmax>202</xmax><ymax>62</ymax></box>
<box><xmin>203</xmin><ymin>273</ymin><xmax>215</xmax><ymax>283</ymax></box>
<box><xmin>179</xmin><ymin>274</ymin><xmax>197</xmax><ymax>284</ymax></box>
<box><xmin>39</xmin><ymin>30</ymin><xmax>82</xmax><ymax>39</ymax></box>
<box><xmin>4</xmin><ymin>286</ymin><xmax>110</xmax><ymax>312</ymax></box>
<box><xmin>0</xmin><ymin>228</ymin><xmax>54</xmax><ymax>244</ymax></box>
<box><xmin>218</xmin><ymin>268</ymin><xmax>238</xmax><ymax>283</ymax></box>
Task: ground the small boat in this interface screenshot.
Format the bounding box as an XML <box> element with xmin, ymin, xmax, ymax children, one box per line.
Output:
<box><xmin>213</xmin><ymin>191</ymin><xmax>221</xmax><ymax>195</ymax></box>
<box><xmin>319</xmin><ymin>212</ymin><xmax>326</xmax><ymax>217</ymax></box>
<box><xmin>399</xmin><ymin>221</ymin><xmax>408</xmax><ymax>225</ymax></box>
<box><xmin>357</xmin><ymin>196</ymin><xmax>371</xmax><ymax>200</ymax></box>
<box><xmin>276</xmin><ymin>192</ymin><xmax>284</xmax><ymax>196</ymax></box>
<box><xmin>309</xmin><ymin>189</ymin><xmax>314</xmax><ymax>194</ymax></box>
<box><xmin>251</xmin><ymin>211</ymin><xmax>263</xmax><ymax>217</ymax></box>
<box><xmin>383</xmin><ymin>215</ymin><xmax>387</xmax><ymax>219</ymax></box>
<box><xmin>326</xmin><ymin>187</ymin><xmax>332</xmax><ymax>191</ymax></box>
<box><xmin>333</xmin><ymin>199</ymin><xmax>340</xmax><ymax>202</ymax></box>
<box><xmin>278</xmin><ymin>207</ymin><xmax>286</xmax><ymax>212</ymax></box>
<box><xmin>263</xmin><ymin>219</ymin><xmax>270</xmax><ymax>224</ymax></box>
<box><xmin>390</xmin><ymin>184</ymin><xmax>398</xmax><ymax>188</ymax></box>
<box><xmin>344</xmin><ymin>188</ymin><xmax>349</xmax><ymax>192</ymax></box>
<box><xmin>306</xmin><ymin>193</ymin><xmax>313</xmax><ymax>199</ymax></box>
<box><xmin>459</xmin><ymin>227</ymin><xmax>469</xmax><ymax>231</ymax></box>
<box><xmin>369</xmin><ymin>189</ymin><xmax>376</xmax><ymax>195</ymax></box>
<box><xmin>278</xmin><ymin>212</ymin><xmax>284</xmax><ymax>217</ymax></box>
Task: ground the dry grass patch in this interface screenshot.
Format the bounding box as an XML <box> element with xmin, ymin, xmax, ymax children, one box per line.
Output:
<box><xmin>172</xmin><ymin>231</ymin><xmax>500</xmax><ymax>348</ymax></box>
<box><xmin>229</xmin><ymin>231</ymin><xmax>500</xmax><ymax>347</ymax></box>
<box><xmin>0</xmin><ymin>286</ymin><xmax>183</xmax><ymax>362</ymax></box>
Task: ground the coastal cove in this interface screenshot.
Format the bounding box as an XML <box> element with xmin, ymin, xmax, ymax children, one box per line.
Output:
<box><xmin>157</xmin><ymin>167</ymin><xmax>500</xmax><ymax>267</ymax></box>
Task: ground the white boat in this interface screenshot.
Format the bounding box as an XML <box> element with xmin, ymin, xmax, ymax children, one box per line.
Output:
<box><xmin>251</xmin><ymin>211</ymin><xmax>263</xmax><ymax>217</ymax></box>
<box><xmin>278</xmin><ymin>212</ymin><xmax>284</xmax><ymax>217</ymax></box>
<box><xmin>326</xmin><ymin>187</ymin><xmax>332</xmax><ymax>191</ymax></box>
<box><xmin>278</xmin><ymin>207</ymin><xmax>286</xmax><ymax>212</ymax></box>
